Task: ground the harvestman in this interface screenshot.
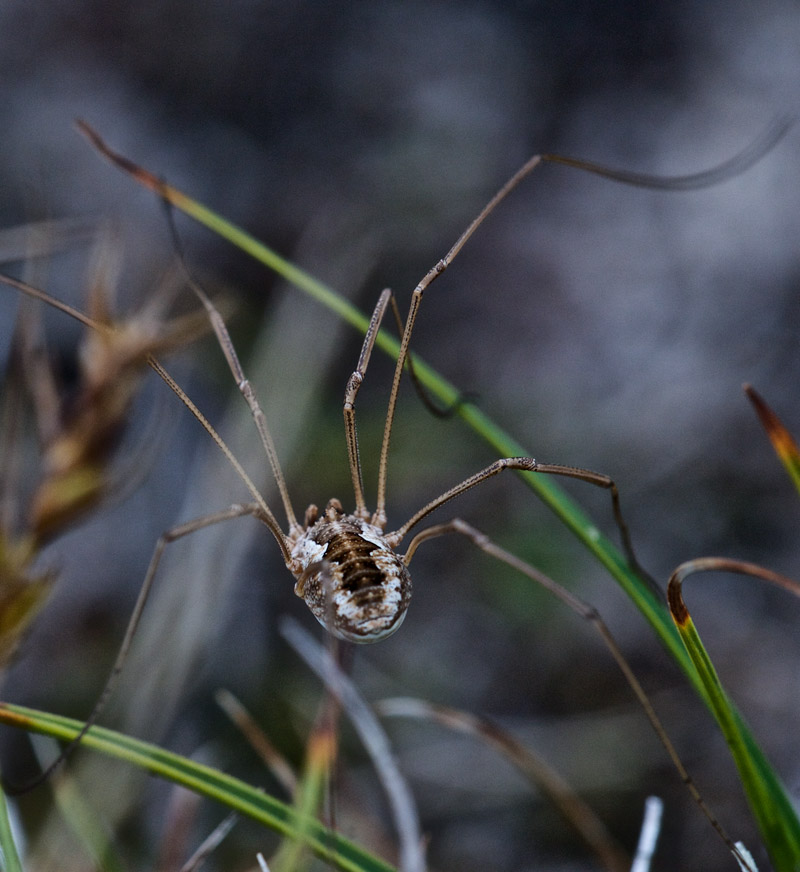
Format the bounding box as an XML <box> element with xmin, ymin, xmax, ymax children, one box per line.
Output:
<box><xmin>75</xmin><ymin>118</ymin><xmax>790</xmax><ymax>646</ymax></box>
<box><xmin>1</xmin><ymin>123</ymin><xmax>790</xmax><ymax>859</ymax></box>
<box><xmin>78</xmin><ymin>123</ymin><xmax>658</xmax><ymax>647</ymax></box>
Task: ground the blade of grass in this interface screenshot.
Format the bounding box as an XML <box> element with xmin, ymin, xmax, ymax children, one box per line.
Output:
<box><xmin>668</xmin><ymin>558</ymin><xmax>800</xmax><ymax>872</ymax></box>
<box><xmin>744</xmin><ymin>384</ymin><xmax>800</xmax><ymax>497</ymax></box>
<box><xmin>31</xmin><ymin>736</ymin><xmax>126</xmax><ymax>872</ymax></box>
<box><xmin>0</xmin><ymin>702</ymin><xmax>396</xmax><ymax>872</ymax></box>
<box><xmin>270</xmin><ymin>695</ymin><xmax>336</xmax><ymax>872</ymax></box>
<box><xmin>0</xmin><ymin>778</ymin><xmax>23</xmax><ymax>872</ymax></box>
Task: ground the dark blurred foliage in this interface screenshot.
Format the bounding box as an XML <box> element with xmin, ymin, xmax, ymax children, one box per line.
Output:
<box><xmin>1</xmin><ymin>1</ymin><xmax>800</xmax><ymax>869</ymax></box>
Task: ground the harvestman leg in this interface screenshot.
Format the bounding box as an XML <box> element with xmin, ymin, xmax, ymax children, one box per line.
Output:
<box><xmin>383</xmin><ymin>453</ymin><xmax>655</xmax><ymax>601</ymax></box>
<box><xmin>343</xmin><ymin>286</ymin><xmax>463</xmax><ymax>520</ymax></box>
<box><xmin>339</xmin><ymin>278</ymin><xmax>656</xmax><ymax>590</ymax></box>
<box><xmin>403</xmin><ymin>517</ymin><xmax>745</xmax><ymax>864</ymax></box>
<box><xmin>164</xmin><ymin>238</ymin><xmax>302</xmax><ymax>538</ymax></box>
<box><xmin>344</xmin><ymin>288</ymin><xmax>393</xmax><ymax>519</ymax></box>
<box><xmin>13</xmin><ymin>502</ymin><xmax>268</xmax><ymax>791</ymax></box>
<box><xmin>372</xmin><ymin>154</ymin><xmax>546</xmax><ymax>530</ymax></box>
<box><xmin>335</xmin><ymin>275</ymin><xmax>656</xmax><ymax>594</ymax></box>
<box><xmin>148</xmin><ymin>357</ymin><xmax>293</xmax><ymax>560</ymax></box>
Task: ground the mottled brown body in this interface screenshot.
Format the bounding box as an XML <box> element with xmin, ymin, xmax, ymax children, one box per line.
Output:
<box><xmin>290</xmin><ymin>499</ymin><xmax>412</xmax><ymax>642</ymax></box>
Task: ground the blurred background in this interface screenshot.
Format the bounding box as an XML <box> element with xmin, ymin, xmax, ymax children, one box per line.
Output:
<box><xmin>1</xmin><ymin>1</ymin><xmax>800</xmax><ymax>869</ymax></box>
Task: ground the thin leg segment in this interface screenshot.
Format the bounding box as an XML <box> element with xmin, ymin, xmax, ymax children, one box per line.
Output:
<box><xmin>374</xmin><ymin>155</ymin><xmax>546</xmax><ymax>526</ymax></box>
<box><xmin>11</xmin><ymin>502</ymin><xmax>267</xmax><ymax>793</ymax></box>
<box><xmin>344</xmin><ymin>289</ymin><xmax>392</xmax><ymax>520</ymax></box>
<box><xmin>161</xmin><ymin>202</ymin><xmax>300</xmax><ymax>535</ymax></box>
<box><xmin>402</xmin><ymin>518</ymin><xmax>749</xmax><ymax>869</ymax></box>
<box><xmin>345</xmin><ymin>287</ymin><xmax>461</xmax><ymax>523</ymax></box>
<box><xmin>147</xmin><ymin>357</ymin><xmax>292</xmax><ymax>562</ymax></box>
<box><xmin>200</xmin><ymin>295</ymin><xmax>300</xmax><ymax>534</ymax></box>
<box><xmin>391</xmin><ymin>456</ymin><xmax>657</xmax><ymax>596</ymax></box>
<box><xmin>531</xmin><ymin>462</ymin><xmax>658</xmax><ymax>596</ymax></box>
<box><xmin>389</xmin><ymin>457</ymin><xmax>539</xmax><ymax>544</ymax></box>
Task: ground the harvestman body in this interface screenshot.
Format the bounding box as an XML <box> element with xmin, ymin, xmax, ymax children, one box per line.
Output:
<box><xmin>292</xmin><ymin>501</ymin><xmax>411</xmax><ymax>642</ymax></box>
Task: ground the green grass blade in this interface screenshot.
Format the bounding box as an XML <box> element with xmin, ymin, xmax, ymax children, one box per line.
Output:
<box><xmin>669</xmin><ymin>562</ymin><xmax>800</xmax><ymax>871</ymax></box>
<box><xmin>745</xmin><ymin>384</ymin><xmax>800</xmax><ymax>497</ymax></box>
<box><xmin>0</xmin><ymin>703</ymin><xmax>396</xmax><ymax>872</ymax></box>
<box><xmin>45</xmin><ymin>753</ymin><xmax>126</xmax><ymax>872</ymax></box>
<box><xmin>0</xmin><ymin>778</ymin><xmax>23</xmax><ymax>872</ymax></box>
<box><xmin>675</xmin><ymin>617</ymin><xmax>800</xmax><ymax>871</ymax></box>
<box><xmin>271</xmin><ymin>716</ymin><xmax>336</xmax><ymax>872</ymax></box>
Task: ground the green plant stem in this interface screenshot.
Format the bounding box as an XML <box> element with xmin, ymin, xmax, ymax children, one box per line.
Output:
<box><xmin>0</xmin><ymin>703</ymin><xmax>395</xmax><ymax>872</ymax></box>
<box><xmin>0</xmin><ymin>779</ymin><xmax>22</xmax><ymax>872</ymax></box>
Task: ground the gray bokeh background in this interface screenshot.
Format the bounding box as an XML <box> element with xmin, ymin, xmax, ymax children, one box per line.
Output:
<box><xmin>2</xmin><ymin>2</ymin><xmax>800</xmax><ymax>870</ymax></box>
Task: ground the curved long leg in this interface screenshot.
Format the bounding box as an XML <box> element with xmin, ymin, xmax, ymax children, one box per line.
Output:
<box><xmin>7</xmin><ymin>502</ymin><xmax>268</xmax><ymax>794</ymax></box>
<box><xmin>529</xmin><ymin>462</ymin><xmax>658</xmax><ymax>595</ymax></box>
<box><xmin>388</xmin><ymin>457</ymin><xmax>539</xmax><ymax>547</ymax></box>
<box><xmin>147</xmin><ymin>357</ymin><xmax>292</xmax><ymax>562</ymax></box>
<box><xmin>371</xmin><ymin>121</ymin><xmax>794</xmax><ymax>526</ymax></box>
<box><xmin>389</xmin><ymin>457</ymin><xmax>657</xmax><ymax>597</ymax></box>
<box><xmin>344</xmin><ymin>288</ymin><xmax>393</xmax><ymax>519</ymax></box>
<box><xmin>373</xmin><ymin>155</ymin><xmax>544</xmax><ymax>526</ymax></box>
<box><xmin>344</xmin><ymin>287</ymin><xmax>471</xmax><ymax>522</ymax></box>
<box><xmin>160</xmin><ymin>202</ymin><xmax>301</xmax><ymax>536</ymax></box>
<box><xmin>402</xmin><ymin>518</ymin><xmax>755</xmax><ymax>872</ymax></box>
